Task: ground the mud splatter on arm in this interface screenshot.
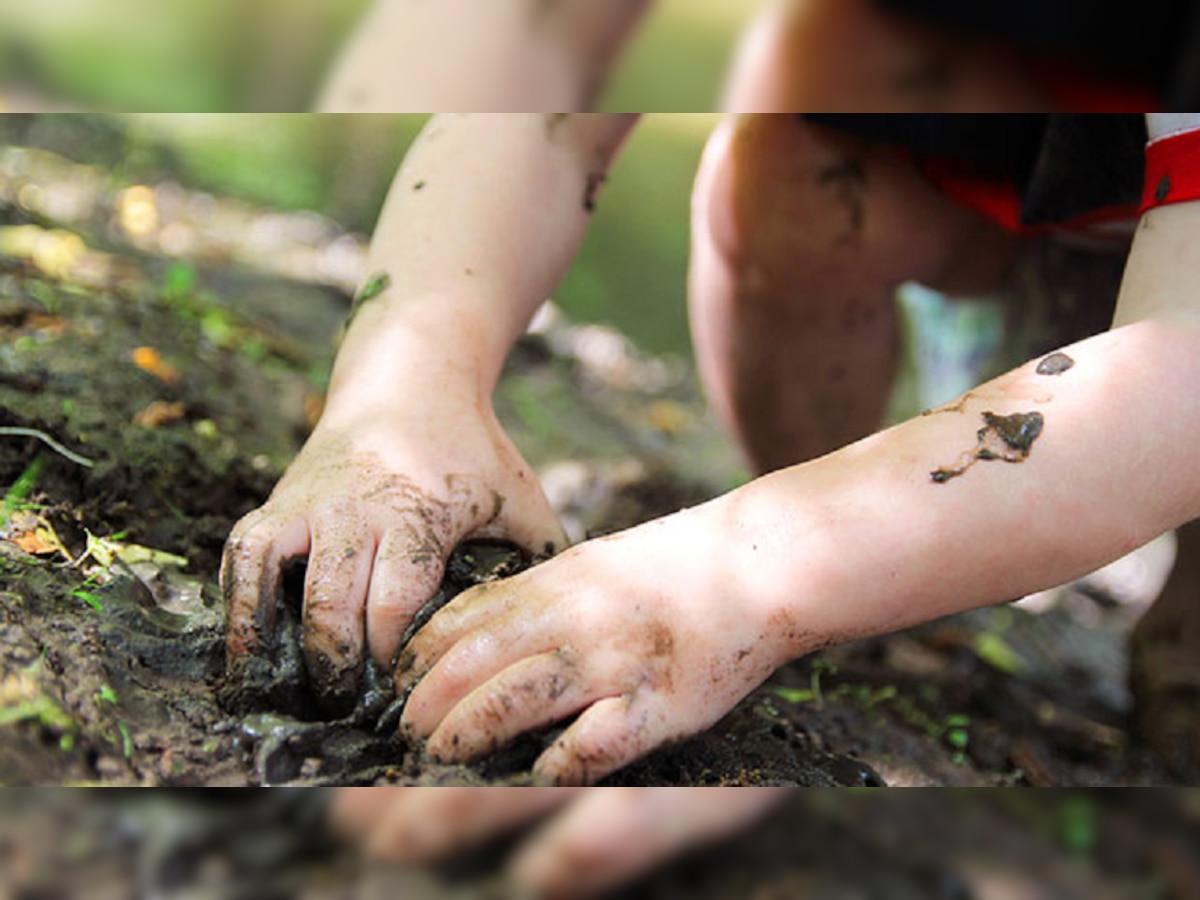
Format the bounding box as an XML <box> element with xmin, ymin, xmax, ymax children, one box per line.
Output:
<box><xmin>816</xmin><ymin>157</ymin><xmax>867</xmax><ymax>247</ymax></box>
<box><xmin>1036</xmin><ymin>351</ymin><xmax>1074</xmax><ymax>375</ymax></box>
<box><xmin>930</xmin><ymin>411</ymin><xmax>1044</xmax><ymax>484</ymax></box>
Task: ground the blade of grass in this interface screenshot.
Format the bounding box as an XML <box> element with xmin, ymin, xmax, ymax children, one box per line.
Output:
<box><xmin>1</xmin><ymin>453</ymin><xmax>46</xmax><ymax>527</ymax></box>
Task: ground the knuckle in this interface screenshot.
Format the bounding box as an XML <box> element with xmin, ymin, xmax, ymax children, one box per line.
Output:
<box><xmin>474</xmin><ymin>689</ymin><xmax>518</xmax><ymax>730</ymax></box>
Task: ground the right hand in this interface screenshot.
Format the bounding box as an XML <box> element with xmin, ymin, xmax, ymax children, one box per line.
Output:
<box><xmin>221</xmin><ymin>387</ymin><xmax>566</xmax><ymax>710</ymax></box>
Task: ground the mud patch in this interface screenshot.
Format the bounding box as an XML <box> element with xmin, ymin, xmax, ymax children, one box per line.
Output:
<box><xmin>1036</xmin><ymin>351</ymin><xmax>1075</xmax><ymax>375</ymax></box>
<box><xmin>931</xmin><ymin>410</ymin><xmax>1044</xmax><ymax>484</ymax></box>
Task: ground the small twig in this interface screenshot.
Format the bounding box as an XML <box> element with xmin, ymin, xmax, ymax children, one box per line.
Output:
<box><xmin>0</xmin><ymin>426</ymin><xmax>95</xmax><ymax>468</ymax></box>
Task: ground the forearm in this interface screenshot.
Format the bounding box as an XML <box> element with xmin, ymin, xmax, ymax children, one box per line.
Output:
<box><xmin>315</xmin><ymin>0</ymin><xmax>654</xmax><ymax>112</ymax></box>
<box><xmin>325</xmin><ymin>113</ymin><xmax>639</xmax><ymax>417</ymax></box>
<box><xmin>731</xmin><ymin>201</ymin><xmax>1200</xmax><ymax>665</ymax></box>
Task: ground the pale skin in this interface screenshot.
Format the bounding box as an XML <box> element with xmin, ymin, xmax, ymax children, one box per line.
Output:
<box><xmin>330</xmin><ymin>786</ymin><xmax>785</xmax><ymax>897</ymax></box>
<box><xmin>223</xmin><ymin>0</ymin><xmax>1200</xmax><ymax>895</ymax></box>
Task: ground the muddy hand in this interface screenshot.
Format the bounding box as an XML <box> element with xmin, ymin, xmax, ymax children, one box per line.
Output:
<box><xmin>221</xmin><ymin>401</ymin><xmax>565</xmax><ymax>712</ymax></box>
<box><xmin>332</xmin><ymin>786</ymin><xmax>783</xmax><ymax>898</ymax></box>
<box><xmin>394</xmin><ymin>501</ymin><xmax>790</xmax><ymax>785</ymax></box>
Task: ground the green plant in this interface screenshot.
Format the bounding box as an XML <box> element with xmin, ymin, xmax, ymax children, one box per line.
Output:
<box><xmin>1</xmin><ymin>453</ymin><xmax>45</xmax><ymax>526</ymax></box>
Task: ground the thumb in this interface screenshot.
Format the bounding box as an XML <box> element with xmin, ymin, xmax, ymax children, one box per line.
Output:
<box><xmin>472</xmin><ymin>476</ymin><xmax>569</xmax><ymax>561</ymax></box>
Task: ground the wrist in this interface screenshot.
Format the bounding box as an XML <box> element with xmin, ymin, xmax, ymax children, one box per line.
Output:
<box><xmin>712</xmin><ymin>458</ymin><xmax>901</xmax><ymax>668</ymax></box>
<box><xmin>693</xmin><ymin>478</ymin><xmax>834</xmax><ymax>669</ymax></box>
<box><xmin>322</xmin><ymin>306</ymin><xmax>500</xmax><ymax>424</ymax></box>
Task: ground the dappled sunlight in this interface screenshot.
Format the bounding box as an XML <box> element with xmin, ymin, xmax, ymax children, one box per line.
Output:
<box><xmin>1</xmin><ymin>0</ymin><xmax>753</xmax><ymax>112</ymax></box>
<box><xmin>1</xmin><ymin>142</ymin><xmax>368</xmax><ymax>292</ymax></box>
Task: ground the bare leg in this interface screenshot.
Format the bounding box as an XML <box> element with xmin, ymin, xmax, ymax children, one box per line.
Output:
<box><xmin>723</xmin><ymin>0</ymin><xmax>1053</xmax><ymax>113</ymax></box>
<box><xmin>689</xmin><ymin>113</ymin><xmax>1020</xmax><ymax>473</ymax></box>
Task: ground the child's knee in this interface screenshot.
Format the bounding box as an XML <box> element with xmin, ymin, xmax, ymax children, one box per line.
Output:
<box><xmin>694</xmin><ymin>115</ymin><xmax>882</xmax><ymax>296</ymax></box>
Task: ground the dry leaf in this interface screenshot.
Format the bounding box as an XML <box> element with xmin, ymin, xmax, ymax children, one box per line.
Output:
<box><xmin>133</xmin><ymin>400</ymin><xmax>186</xmax><ymax>428</ymax></box>
<box><xmin>131</xmin><ymin>346</ymin><xmax>182</xmax><ymax>386</ymax></box>
<box><xmin>6</xmin><ymin>516</ymin><xmax>69</xmax><ymax>559</ymax></box>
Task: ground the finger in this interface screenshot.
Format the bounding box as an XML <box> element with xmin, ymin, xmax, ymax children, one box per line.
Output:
<box><xmin>302</xmin><ymin>509</ymin><xmax>374</xmax><ymax>709</ymax></box>
<box><xmin>423</xmin><ymin>649</ymin><xmax>599</xmax><ymax>762</ymax></box>
<box><xmin>512</xmin><ymin>787</ymin><xmax>786</xmax><ymax>898</ymax></box>
<box><xmin>364</xmin><ymin>528</ymin><xmax>448</xmax><ymax>671</ymax></box>
<box><xmin>393</xmin><ymin>576</ymin><xmax>536</xmax><ymax>700</ymax></box>
<box><xmin>328</xmin><ymin>787</ymin><xmax>408</xmax><ymax>839</ymax></box>
<box><xmin>363</xmin><ymin>787</ymin><xmax>577</xmax><ymax>865</ymax></box>
<box><xmin>222</xmin><ymin>515</ymin><xmax>310</xmax><ymax>660</ymax></box>
<box><xmin>533</xmin><ymin>692</ymin><xmax>669</xmax><ymax>786</ymax></box>
<box><xmin>398</xmin><ymin>598</ymin><xmax>559</xmax><ymax>734</ymax></box>
<box><xmin>472</xmin><ymin>479</ymin><xmax>569</xmax><ymax>560</ymax></box>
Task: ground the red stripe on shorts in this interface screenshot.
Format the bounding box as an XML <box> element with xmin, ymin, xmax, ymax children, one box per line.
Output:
<box><xmin>1141</xmin><ymin>128</ymin><xmax>1200</xmax><ymax>213</ymax></box>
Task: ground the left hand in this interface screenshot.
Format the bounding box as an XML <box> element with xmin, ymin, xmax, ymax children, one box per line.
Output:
<box><xmin>394</xmin><ymin>500</ymin><xmax>791</xmax><ymax>784</ymax></box>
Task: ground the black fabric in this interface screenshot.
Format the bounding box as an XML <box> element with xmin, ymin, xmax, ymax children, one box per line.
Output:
<box><xmin>804</xmin><ymin>114</ymin><xmax>1049</xmax><ymax>181</ymax></box>
<box><xmin>872</xmin><ymin>0</ymin><xmax>1198</xmax><ymax>99</ymax></box>
<box><xmin>1021</xmin><ymin>115</ymin><xmax>1146</xmax><ymax>223</ymax></box>
<box><xmin>803</xmin><ymin>114</ymin><xmax>1147</xmax><ymax>227</ymax></box>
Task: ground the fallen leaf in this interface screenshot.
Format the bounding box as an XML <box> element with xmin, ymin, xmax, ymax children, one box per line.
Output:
<box><xmin>133</xmin><ymin>400</ymin><xmax>186</xmax><ymax>428</ymax></box>
<box><xmin>84</xmin><ymin>530</ymin><xmax>115</xmax><ymax>568</ymax></box>
<box><xmin>25</xmin><ymin>313</ymin><xmax>67</xmax><ymax>337</ymax></box>
<box><xmin>114</xmin><ymin>542</ymin><xmax>188</xmax><ymax>568</ymax></box>
<box><xmin>645</xmin><ymin>399</ymin><xmax>691</xmax><ymax>435</ymax></box>
<box><xmin>83</xmin><ymin>530</ymin><xmax>188</xmax><ymax>569</ymax></box>
<box><xmin>5</xmin><ymin>516</ymin><xmax>69</xmax><ymax>559</ymax></box>
<box><xmin>131</xmin><ymin>346</ymin><xmax>181</xmax><ymax>386</ymax></box>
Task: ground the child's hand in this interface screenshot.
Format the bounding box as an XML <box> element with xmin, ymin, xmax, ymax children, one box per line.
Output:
<box><xmin>221</xmin><ymin>390</ymin><xmax>565</xmax><ymax>711</ymax></box>
<box><xmin>395</xmin><ymin>500</ymin><xmax>794</xmax><ymax>784</ymax></box>
<box><xmin>332</xmin><ymin>786</ymin><xmax>784</xmax><ymax>898</ymax></box>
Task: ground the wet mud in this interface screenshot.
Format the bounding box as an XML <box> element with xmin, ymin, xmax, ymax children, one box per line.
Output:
<box><xmin>931</xmin><ymin>410</ymin><xmax>1044</xmax><ymax>484</ymax></box>
<box><xmin>1036</xmin><ymin>351</ymin><xmax>1075</xmax><ymax>376</ymax></box>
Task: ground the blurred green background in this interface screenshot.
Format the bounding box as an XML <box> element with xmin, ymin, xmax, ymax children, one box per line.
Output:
<box><xmin>0</xmin><ymin>0</ymin><xmax>752</xmax><ymax>112</ymax></box>
<box><xmin>0</xmin><ymin>0</ymin><xmax>755</xmax><ymax>356</ymax></box>
<box><xmin>86</xmin><ymin>113</ymin><xmax>716</xmax><ymax>356</ymax></box>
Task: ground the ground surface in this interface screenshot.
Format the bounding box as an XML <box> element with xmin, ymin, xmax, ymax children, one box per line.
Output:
<box><xmin>0</xmin><ymin>133</ymin><xmax>1193</xmax><ymax>894</ymax></box>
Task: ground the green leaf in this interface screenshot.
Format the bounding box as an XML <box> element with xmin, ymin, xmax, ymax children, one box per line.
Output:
<box><xmin>71</xmin><ymin>590</ymin><xmax>104</xmax><ymax>613</ymax></box>
<box><xmin>774</xmin><ymin>687</ymin><xmax>815</xmax><ymax>705</ymax></box>
<box><xmin>162</xmin><ymin>262</ymin><xmax>197</xmax><ymax>299</ymax></box>
<box><xmin>2</xmin><ymin>454</ymin><xmax>46</xmax><ymax>526</ymax></box>
<box><xmin>972</xmin><ymin>632</ymin><xmax>1024</xmax><ymax>675</ymax></box>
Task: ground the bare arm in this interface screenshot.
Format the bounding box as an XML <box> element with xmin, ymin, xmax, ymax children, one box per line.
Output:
<box><xmin>735</xmin><ymin>199</ymin><xmax>1200</xmax><ymax>667</ymax></box>
<box><xmin>325</xmin><ymin>112</ymin><xmax>641</xmax><ymax>421</ymax></box>
<box><xmin>392</xmin><ymin>117</ymin><xmax>1200</xmax><ymax>784</ymax></box>
<box><xmin>223</xmin><ymin>113</ymin><xmax>640</xmax><ymax>700</ymax></box>
<box><xmin>315</xmin><ymin>0</ymin><xmax>653</xmax><ymax>111</ymax></box>
<box><xmin>744</xmin><ymin>319</ymin><xmax>1198</xmax><ymax>644</ymax></box>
